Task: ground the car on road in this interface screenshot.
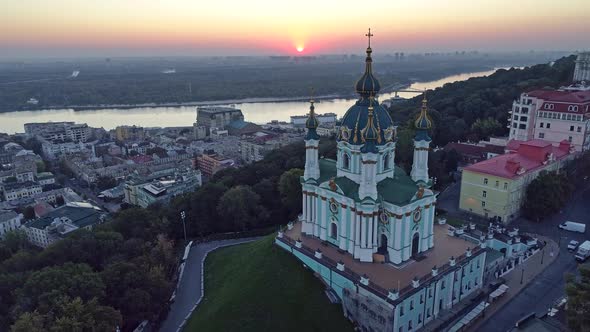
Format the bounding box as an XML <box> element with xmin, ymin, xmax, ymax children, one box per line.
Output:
<box><xmin>575</xmin><ymin>241</ymin><xmax>590</xmax><ymax>262</ymax></box>
<box><xmin>568</xmin><ymin>240</ymin><xmax>580</xmax><ymax>251</ymax></box>
<box><xmin>558</xmin><ymin>221</ymin><xmax>586</xmax><ymax>233</ymax></box>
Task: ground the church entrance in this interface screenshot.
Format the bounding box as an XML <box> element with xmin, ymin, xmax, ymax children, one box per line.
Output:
<box><xmin>378</xmin><ymin>234</ymin><xmax>388</xmax><ymax>254</ymax></box>
<box><xmin>411</xmin><ymin>233</ymin><xmax>420</xmax><ymax>257</ymax></box>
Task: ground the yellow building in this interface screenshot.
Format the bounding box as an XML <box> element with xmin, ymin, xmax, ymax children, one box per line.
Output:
<box><xmin>115</xmin><ymin>125</ymin><xmax>145</xmax><ymax>142</ymax></box>
<box><xmin>459</xmin><ymin>139</ymin><xmax>574</xmax><ymax>223</ymax></box>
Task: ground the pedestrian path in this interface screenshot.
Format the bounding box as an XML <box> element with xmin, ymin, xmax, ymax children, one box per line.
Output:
<box><xmin>159</xmin><ymin>237</ymin><xmax>262</xmax><ymax>332</ymax></box>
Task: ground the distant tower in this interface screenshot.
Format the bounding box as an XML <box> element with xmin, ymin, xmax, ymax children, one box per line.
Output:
<box><xmin>574</xmin><ymin>52</ymin><xmax>590</xmax><ymax>84</ymax></box>
<box><xmin>303</xmin><ymin>96</ymin><xmax>320</xmax><ymax>181</ymax></box>
<box><xmin>411</xmin><ymin>93</ymin><xmax>432</xmax><ymax>185</ymax></box>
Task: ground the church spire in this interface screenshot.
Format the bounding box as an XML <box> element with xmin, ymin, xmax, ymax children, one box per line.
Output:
<box><xmin>355</xmin><ymin>28</ymin><xmax>381</xmax><ymax>97</ymax></box>
<box><xmin>361</xmin><ymin>97</ymin><xmax>379</xmax><ymax>153</ymax></box>
<box><xmin>414</xmin><ymin>91</ymin><xmax>433</xmax><ymax>141</ymax></box>
<box><xmin>305</xmin><ymin>88</ymin><xmax>320</xmax><ymax>140</ymax></box>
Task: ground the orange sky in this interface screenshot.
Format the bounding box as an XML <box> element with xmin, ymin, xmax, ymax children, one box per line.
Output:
<box><xmin>1</xmin><ymin>0</ymin><xmax>589</xmax><ymax>57</ymax></box>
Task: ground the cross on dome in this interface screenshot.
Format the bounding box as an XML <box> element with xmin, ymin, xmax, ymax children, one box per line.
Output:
<box><xmin>365</xmin><ymin>28</ymin><xmax>373</xmax><ymax>48</ymax></box>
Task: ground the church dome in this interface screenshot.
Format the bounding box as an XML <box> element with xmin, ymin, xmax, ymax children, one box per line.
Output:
<box><xmin>415</xmin><ymin>94</ymin><xmax>432</xmax><ymax>130</ymax></box>
<box><xmin>338</xmin><ymin>31</ymin><xmax>393</xmax><ymax>147</ymax></box>
<box><xmin>355</xmin><ymin>47</ymin><xmax>381</xmax><ymax>96</ymax></box>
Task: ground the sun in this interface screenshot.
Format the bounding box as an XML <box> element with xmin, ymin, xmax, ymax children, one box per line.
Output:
<box><xmin>296</xmin><ymin>46</ymin><xmax>304</xmax><ymax>53</ymax></box>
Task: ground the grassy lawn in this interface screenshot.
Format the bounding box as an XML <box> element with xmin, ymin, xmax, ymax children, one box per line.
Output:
<box><xmin>184</xmin><ymin>235</ymin><xmax>354</xmax><ymax>332</ymax></box>
<box><xmin>446</xmin><ymin>217</ymin><xmax>466</xmax><ymax>228</ymax></box>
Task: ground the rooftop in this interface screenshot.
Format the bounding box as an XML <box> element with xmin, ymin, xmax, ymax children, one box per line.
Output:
<box><xmin>464</xmin><ymin>139</ymin><xmax>572</xmax><ymax>180</ymax></box>
<box><xmin>284</xmin><ymin>221</ymin><xmax>479</xmax><ymax>297</ymax></box>
<box><xmin>0</xmin><ymin>210</ymin><xmax>19</xmax><ymax>223</ymax></box>
<box><xmin>27</xmin><ymin>204</ymin><xmax>103</xmax><ymax>230</ymax></box>
<box><xmin>526</xmin><ymin>89</ymin><xmax>590</xmax><ymax>104</ymax></box>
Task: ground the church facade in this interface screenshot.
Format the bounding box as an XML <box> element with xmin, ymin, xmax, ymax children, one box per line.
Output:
<box><xmin>301</xmin><ymin>33</ymin><xmax>436</xmax><ymax>265</ymax></box>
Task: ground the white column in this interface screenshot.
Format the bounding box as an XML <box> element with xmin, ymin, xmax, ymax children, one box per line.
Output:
<box><xmin>313</xmin><ymin>195</ymin><xmax>319</xmax><ymax>237</ymax></box>
<box><xmin>402</xmin><ymin>213</ymin><xmax>411</xmax><ymax>261</ymax></box>
<box><xmin>391</xmin><ymin>216</ymin><xmax>402</xmax><ymax>264</ymax></box>
<box><xmin>302</xmin><ymin>192</ymin><xmax>307</xmax><ymax>219</ymax></box>
<box><xmin>372</xmin><ymin>214</ymin><xmax>378</xmax><ymax>251</ymax></box>
<box><xmin>348</xmin><ymin>208</ymin><xmax>355</xmax><ymax>254</ymax></box>
<box><xmin>339</xmin><ymin>204</ymin><xmax>347</xmax><ymax>249</ymax></box>
<box><xmin>360</xmin><ymin>215</ymin><xmax>367</xmax><ymax>249</ymax></box>
<box><xmin>354</xmin><ymin>212</ymin><xmax>361</xmax><ymax>259</ymax></box>
<box><xmin>429</xmin><ymin>205</ymin><xmax>435</xmax><ymax>248</ymax></box>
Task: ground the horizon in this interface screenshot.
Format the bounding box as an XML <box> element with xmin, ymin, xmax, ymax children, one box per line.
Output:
<box><xmin>2</xmin><ymin>0</ymin><xmax>589</xmax><ymax>58</ymax></box>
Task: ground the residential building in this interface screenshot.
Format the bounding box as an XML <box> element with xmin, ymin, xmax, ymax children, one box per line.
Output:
<box><xmin>574</xmin><ymin>51</ymin><xmax>590</xmax><ymax>83</ymax></box>
<box><xmin>459</xmin><ymin>139</ymin><xmax>574</xmax><ymax>223</ymax></box>
<box><xmin>36</xmin><ymin>172</ymin><xmax>56</xmax><ymax>186</ymax></box>
<box><xmin>115</xmin><ymin>125</ymin><xmax>145</xmax><ymax>142</ymax></box>
<box><xmin>25</xmin><ymin>121</ymin><xmax>91</xmax><ymax>143</ymax></box>
<box><xmin>124</xmin><ymin>168</ymin><xmax>201</xmax><ymax>206</ymax></box>
<box><xmin>226</xmin><ymin>120</ymin><xmax>262</xmax><ymax>136</ymax></box>
<box><xmin>290</xmin><ymin>112</ymin><xmax>337</xmax><ymax>127</ymax></box>
<box><xmin>24</xmin><ymin>203</ymin><xmax>106</xmax><ymax>248</ymax></box>
<box><xmin>196</xmin><ymin>152</ymin><xmax>235</xmax><ymax>177</ymax></box>
<box><xmin>196</xmin><ymin>106</ymin><xmax>244</xmax><ymax>131</ymax></box>
<box><xmin>2</xmin><ymin>181</ymin><xmax>43</xmax><ymax>201</ymax></box>
<box><xmin>443</xmin><ymin>141</ymin><xmax>506</xmax><ymax>166</ymax></box>
<box><xmin>508</xmin><ymin>53</ymin><xmax>590</xmax><ymax>151</ymax></box>
<box><xmin>0</xmin><ymin>210</ymin><xmax>23</xmax><ymax>237</ymax></box>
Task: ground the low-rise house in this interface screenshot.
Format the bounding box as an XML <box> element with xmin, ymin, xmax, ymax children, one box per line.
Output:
<box><xmin>36</xmin><ymin>172</ymin><xmax>56</xmax><ymax>186</ymax></box>
<box><xmin>0</xmin><ymin>210</ymin><xmax>23</xmax><ymax>237</ymax></box>
<box><xmin>3</xmin><ymin>181</ymin><xmax>43</xmax><ymax>201</ymax></box>
<box><xmin>196</xmin><ymin>152</ymin><xmax>235</xmax><ymax>177</ymax></box>
<box><xmin>459</xmin><ymin>139</ymin><xmax>575</xmax><ymax>223</ymax></box>
<box><xmin>135</xmin><ymin>169</ymin><xmax>202</xmax><ymax>208</ymax></box>
<box><xmin>24</xmin><ymin>203</ymin><xmax>107</xmax><ymax>248</ymax></box>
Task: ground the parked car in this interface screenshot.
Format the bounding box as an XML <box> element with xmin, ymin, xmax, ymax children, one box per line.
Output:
<box><xmin>568</xmin><ymin>240</ymin><xmax>580</xmax><ymax>251</ymax></box>
<box><xmin>575</xmin><ymin>241</ymin><xmax>590</xmax><ymax>262</ymax></box>
<box><xmin>558</xmin><ymin>221</ymin><xmax>586</xmax><ymax>233</ymax></box>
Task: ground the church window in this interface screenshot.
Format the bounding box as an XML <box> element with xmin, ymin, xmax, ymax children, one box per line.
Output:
<box><xmin>410</xmin><ymin>300</ymin><xmax>414</xmax><ymax>310</ymax></box>
<box><xmin>540</xmin><ymin>122</ymin><xmax>544</xmax><ymax>128</ymax></box>
<box><xmin>481</xmin><ymin>201</ymin><xmax>486</xmax><ymax>207</ymax></box>
<box><xmin>482</xmin><ymin>191</ymin><xmax>487</xmax><ymax>198</ymax></box>
<box><xmin>418</xmin><ymin>314</ymin><xmax>422</xmax><ymax>323</ymax></box>
<box><xmin>343</xmin><ymin>152</ymin><xmax>351</xmax><ymax>170</ymax></box>
<box><xmin>429</xmin><ymin>288</ymin><xmax>433</xmax><ymax>298</ymax></box>
<box><xmin>483</xmin><ymin>178</ymin><xmax>488</xmax><ymax>185</ymax></box>
<box><xmin>400</xmin><ymin>305</ymin><xmax>405</xmax><ymax>316</ymax></box>
<box><xmin>408</xmin><ymin>320</ymin><xmax>413</xmax><ymax>330</ymax></box>
<box><xmin>495</xmin><ymin>181</ymin><xmax>499</xmax><ymax>187</ymax></box>
<box><xmin>330</xmin><ymin>223</ymin><xmax>338</xmax><ymax>240</ymax></box>
<box><xmin>441</xmin><ymin>280</ymin><xmax>446</xmax><ymax>289</ymax></box>
<box><xmin>383</xmin><ymin>153</ymin><xmax>390</xmax><ymax>170</ymax></box>
<box><xmin>420</xmin><ymin>294</ymin><xmax>423</xmax><ymax>304</ymax></box>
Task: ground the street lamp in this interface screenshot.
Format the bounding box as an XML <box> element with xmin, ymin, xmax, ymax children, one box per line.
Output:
<box><xmin>541</xmin><ymin>245</ymin><xmax>545</xmax><ymax>265</ymax></box>
<box><xmin>520</xmin><ymin>267</ymin><xmax>525</xmax><ymax>285</ymax></box>
<box><xmin>180</xmin><ymin>211</ymin><xmax>187</xmax><ymax>244</ymax></box>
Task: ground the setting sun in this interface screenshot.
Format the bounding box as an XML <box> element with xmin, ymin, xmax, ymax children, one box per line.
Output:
<box><xmin>296</xmin><ymin>46</ymin><xmax>304</xmax><ymax>53</ymax></box>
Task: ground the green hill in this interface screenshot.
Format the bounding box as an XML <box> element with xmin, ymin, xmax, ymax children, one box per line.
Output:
<box><xmin>184</xmin><ymin>236</ymin><xmax>354</xmax><ymax>332</ymax></box>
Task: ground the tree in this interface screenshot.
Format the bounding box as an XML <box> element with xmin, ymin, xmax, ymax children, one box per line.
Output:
<box><xmin>95</xmin><ymin>176</ymin><xmax>117</xmax><ymax>191</ymax></box>
<box><xmin>395</xmin><ymin>128</ymin><xmax>415</xmax><ymax>172</ymax></box>
<box><xmin>217</xmin><ymin>186</ymin><xmax>268</xmax><ymax>231</ymax></box>
<box><xmin>22</xmin><ymin>206</ymin><xmax>35</xmax><ymax>220</ymax></box>
<box><xmin>566</xmin><ymin>264</ymin><xmax>590</xmax><ymax>331</ymax></box>
<box><xmin>278</xmin><ymin>168</ymin><xmax>304</xmax><ymax>219</ymax></box>
<box><xmin>522</xmin><ymin>171</ymin><xmax>573</xmax><ymax>221</ymax></box>
<box><xmin>10</xmin><ymin>311</ymin><xmax>45</xmax><ymax>332</ymax></box>
<box><xmin>55</xmin><ymin>195</ymin><xmax>65</xmax><ymax>206</ymax></box>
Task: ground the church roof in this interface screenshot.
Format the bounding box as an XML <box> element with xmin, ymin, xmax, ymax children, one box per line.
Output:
<box><xmin>316</xmin><ymin>159</ymin><xmax>424</xmax><ymax>205</ymax></box>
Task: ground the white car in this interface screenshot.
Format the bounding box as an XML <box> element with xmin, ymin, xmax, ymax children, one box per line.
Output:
<box><xmin>568</xmin><ymin>240</ymin><xmax>580</xmax><ymax>251</ymax></box>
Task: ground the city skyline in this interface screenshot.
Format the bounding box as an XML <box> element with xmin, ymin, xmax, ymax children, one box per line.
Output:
<box><xmin>2</xmin><ymin>0</ymin><xmax>590</xmax><ymax>58</ymax></box>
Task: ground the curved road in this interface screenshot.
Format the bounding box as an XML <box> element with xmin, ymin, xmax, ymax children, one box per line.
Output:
<box><xmin>159</xmin><ymin>237</ymin><xmax>261</xmax><ymax>332</ymax></box>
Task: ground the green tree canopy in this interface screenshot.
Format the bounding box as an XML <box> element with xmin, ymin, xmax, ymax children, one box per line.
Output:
<box><xmin>278</xmin><ymin>168</ymin><xmax>304</xmax><ymax>219</ymax></box>
<box><xmin>566</xmin><ymin>264</ymin><xmax>590</xmax><ymax>331</ymax></box>
<box><xmin>217</xmin><ymin>186</ymin><xmax>268</xmax><ymax>231</ymax></box>
<box><xmin>522</xmin><ymin>171</ymin><xmax>573</xmax><ymax>221</ymax></box>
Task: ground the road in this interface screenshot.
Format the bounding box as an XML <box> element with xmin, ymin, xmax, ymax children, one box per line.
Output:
<box><xmin>159</xmin><ymin>237</ymin><xmax>261</xmax><ymax>332</ymax></box>
<box><xmin>436</xmin><ymin>176</ymin><xmax>590</xmax><ymax>331</ymax></box>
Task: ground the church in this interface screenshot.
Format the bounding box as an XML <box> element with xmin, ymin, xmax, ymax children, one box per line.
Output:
<box><xmin>277</xmin><ymin>30</ymin><xmax>491</xmax><ymax>332</ymax></box>
<box><xmin>300</xmin><ymin>30</ymin><xmax>436</xmax><ymax>265</ymax></box>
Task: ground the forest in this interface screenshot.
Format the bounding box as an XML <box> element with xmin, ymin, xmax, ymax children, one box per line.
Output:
<box><xmin>0</xmin><ymin>51</ymin><xmax>563</xmax><ymax>111</ymax></box>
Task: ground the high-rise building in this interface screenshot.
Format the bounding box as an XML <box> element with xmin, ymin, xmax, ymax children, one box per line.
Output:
<box><xmin>574</xmin><ymin>52</ymin><xmax>590</xmax><ymax>83</ymax></box>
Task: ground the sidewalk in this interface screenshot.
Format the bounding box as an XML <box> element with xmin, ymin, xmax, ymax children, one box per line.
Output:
<box><xmin>465</xmin><ymin>236</ymin><xmax>559</xmax><ymax>332</ymax></box>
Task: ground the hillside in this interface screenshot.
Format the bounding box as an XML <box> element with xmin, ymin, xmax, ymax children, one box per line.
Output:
<box><xmin>389</xmin><ymin>55</ymin><xmax>577</xmax><ymax>147</ymax></box>
<box><xmin>185</xmin><ymin>236</ymin><xmax>354</xmax><ymax>332</ymax></box>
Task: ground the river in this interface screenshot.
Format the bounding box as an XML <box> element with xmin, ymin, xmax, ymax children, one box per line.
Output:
<box><xmin>0</xmin><ymin>68</ymin><xmax>502</xmax><ymax>134</ymax></box>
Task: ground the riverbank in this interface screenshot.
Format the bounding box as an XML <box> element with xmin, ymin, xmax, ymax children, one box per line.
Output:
<box><xmin>0</xmin><ymin>68</ymin><xmax>503</xmax><ymax>134</ymax></box>
<box><xmin>15</xmin><ymin>82</ymin><xmax>409</xmax><ymax>113</ymax></box>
